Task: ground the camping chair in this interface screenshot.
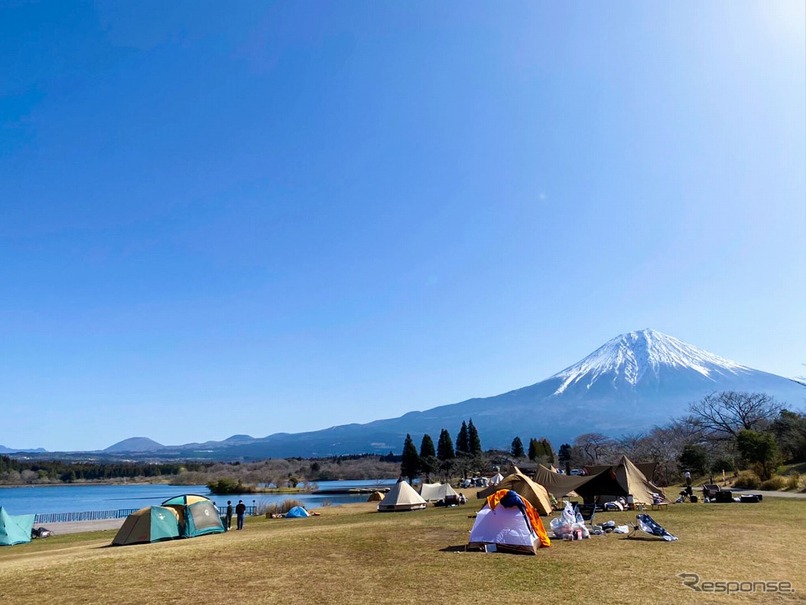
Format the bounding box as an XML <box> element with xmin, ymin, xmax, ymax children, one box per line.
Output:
<box><xmin>628</xmin><ymin>514</ymin><xmax>678</xmax><ymax>541</ymax></box>
<box><xmin>574</xmin><ymin>504</ymin><xmax>596</xmax><ymax>526</ymax></box>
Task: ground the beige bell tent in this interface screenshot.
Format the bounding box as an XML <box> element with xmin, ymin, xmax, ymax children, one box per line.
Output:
<box><xmin>575</xmin><ymin>455</ymin><xmax>667</xmax><ymax>506</ymax></box>
<box><xmin>476</xmin><ymin>467</ymin><xmax>552</xmax><ymax>516</ymax></box>
<box><xmin>377</xmin><ymin>480</ymin><xmax>427</xmax><ymax>512</ymax></box>
<box><xmin>419</xmin><ymin>482</ymin><xmax>459</xmax><ymax>503</ymax></box>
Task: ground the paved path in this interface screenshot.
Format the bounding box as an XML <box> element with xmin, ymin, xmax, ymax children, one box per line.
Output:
<box><xmin>731</xmin><ymin>489</ymin><xmax>806</xmax><ymax>500</ymax></box>
<box><xmin>41</xmin><ymin>518</ymin><xmax>125</xmax><ymax>535</ymax></box>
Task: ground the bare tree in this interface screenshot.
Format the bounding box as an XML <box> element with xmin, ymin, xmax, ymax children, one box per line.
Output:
<box><xmin>688</xmin><ymin>391</ymin><xmax>781</xmax><ymax>441</ymax></box>
<box><xmin>573</xmin><ymin>432</ymin><xmax>614</xmax><ymax>464</ymax></box>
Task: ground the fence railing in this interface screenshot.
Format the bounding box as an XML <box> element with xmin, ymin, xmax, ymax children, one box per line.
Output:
<box><xmin>34</xmin><ymin>505</ymin><xmax>259</xmax><ymax>525</ymax></box>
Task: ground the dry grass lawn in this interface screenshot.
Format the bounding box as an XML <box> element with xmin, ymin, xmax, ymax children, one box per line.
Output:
<box><xmin>1</xmin><ymin>496</ymin><xmax>804</xmax><ymax>604</ymax></box>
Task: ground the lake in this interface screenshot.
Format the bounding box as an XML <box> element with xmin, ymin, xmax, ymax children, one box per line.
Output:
<box><xmin>0</xmin><ymin>480</ymin><xmax>398</xmax><ymax>517</ymax></box>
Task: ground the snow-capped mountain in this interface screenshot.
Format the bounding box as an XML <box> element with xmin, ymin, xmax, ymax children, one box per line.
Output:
<box><xmin>96</xmin><ymin>329</ymin><xmax>805</xmax><ymax>460</ymax></box>
<box><xmin>552</xmin><ymin>329</ymin><xmax>750</xmax><ymax>395</ymax></box>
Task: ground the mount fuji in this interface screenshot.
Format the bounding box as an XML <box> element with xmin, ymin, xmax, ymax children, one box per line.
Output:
<box><xmin>119</xmin><ymin>328</ymin><xmax>804</xmax><ymax>460</ymax></box>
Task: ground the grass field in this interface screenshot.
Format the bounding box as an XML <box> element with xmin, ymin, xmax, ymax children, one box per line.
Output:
<box><xmin>1</xmin><ymin>495</ymin><xmax>804</xmax><ymax>605</ymax></box>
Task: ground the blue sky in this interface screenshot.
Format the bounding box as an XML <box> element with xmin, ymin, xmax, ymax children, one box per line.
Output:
<box><xmin>2</xmin><ymin>1</ymin><xmax>804</xmax><ymax>451</ymax></box>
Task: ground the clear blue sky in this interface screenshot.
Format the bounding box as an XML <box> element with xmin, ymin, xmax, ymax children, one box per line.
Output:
<box><xmin>2</xmin><ymin>1</ymin><xmax>804</xmax><ymax>451</ymax></box>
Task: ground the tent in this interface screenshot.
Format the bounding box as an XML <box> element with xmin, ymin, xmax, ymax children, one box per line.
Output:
<box><xmin>112</xmin><ymin>506</ymin><xmax>180</xmax><ymax>546</ymax></box>
<box><xmin>532</xmin><ymin>464</ymin><xmax>592</xmax><ymax>499</ymax></box>
<box><xmin>366</xmin><ymin>491</ymin><xmax>385</xmax><ymax>502</ymax></box>
<box><xmin>162</xmin><ymin>494</ymin><xmax>225</xmax><ymax>537</ymax></box>
<box><xmin>586</xmin><ymin>460</ymin><xmax>658</xmax><ymax>482</ymax></box>
<box><xmin>419</xmin><ymin>482</ymin><xmax>459</xmax><ymax>503</ymax></box>
<box><xmin>468</xmin><ymin>490</ymin><xmax>550</xmax><ymax>555</ymax></box>
<box><xmin>489</xmin><ymin>472</ymin><xmax>504</xmax><ymax>486</ymax></box>
<box><xmin>0</xmin><ymin>507</ymin><xmax>35</xmax><ymax>546</ymax></box>
<box><xmin>575</xmin><ymin>456</ymin><xmax>667</xmax><ymax>506</ymax></box>
<box><xmin>285</xmin><ymin>506</ymin><xmax>310</xmax><ymax>518</ymax></box>
<box><xmin>377</xmin><ymin>480</ymin><xmax>427</xmax><ymax>512</ymax></box>
<box><xmin>476</xmin><ymin>467</ymin><xmax>552</xmax><ymax>516</ymax></box>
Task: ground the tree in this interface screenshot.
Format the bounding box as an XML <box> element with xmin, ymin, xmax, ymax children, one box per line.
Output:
<box><xmin>510</xmin><ymin>437</ymin><xmax>525</xmax><ymax>459</ymax></box>
<box><xmin>437</xmin><ymin>429</ymin><xmax>455</xmax><ymax>461</ymax></box>
<box><xmin>456</xmin><ymin>421</ymin><xmax>469</xmax><ymax>456</ymax></box>
<box><xmin>736</xmin><ymin>429</ymin><xmax>780</xmax><ymax>481</ymax></box>
<box><xmin>688</xmin><ymin>391</ymin><xmax>782</xmax><ymax>442</ymax></box>
<box><xmin>771</xmin><ymin>410</ymin><xmax>806</xmax><ymax>462</ymax></box>
<box><xmin>419</xmin><ymin>434</ymin><xmax>438</xmax><ymax>481</ymax></box>
<box><xmin>679</xmin><ymin>444</ymin><xmax>708</xmax><ymax>476</ymax></box>
<box><xmin>574</xmin><ymin>433</ymin><xmax>613</xmax><ymax>464</ymax></box>
<box><xmin>419</xmin><ymin>433</ymin><xmax>436</xmax><ymax>458</ymax></box>
<box><xmin>528</xmin><ymin>438</ymin><xmax>539</xmax><ymax>461</ymax></box>
<box><xmin>468</xmin><ymin>419</ymin><xmax>482</xmax><ymax>456</ymax></box>
<box><xmin>400</xmin><ymin>434</ymin><xmax>420</xmax><ymax>483</ymax></box>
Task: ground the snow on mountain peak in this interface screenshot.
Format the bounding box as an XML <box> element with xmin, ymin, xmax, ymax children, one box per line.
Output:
<box><xmin>551</xmin><ymin>329</ymin><xmax>749</xmax><ymax>395</ymax></box>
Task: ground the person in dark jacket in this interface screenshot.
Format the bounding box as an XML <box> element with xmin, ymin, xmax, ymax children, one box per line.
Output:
<box><xmin>235</xmin><ymin>500</ymin><xmax>246</xmax><ymax>530</ymax></box>
<box><xmin>225</xmin><ymin>501</ymin><xmax>233</xmax><ymax>530</ymax></box>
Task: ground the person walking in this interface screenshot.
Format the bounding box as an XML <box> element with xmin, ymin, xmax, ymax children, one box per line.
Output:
<box><xmin>235</xmin><ymin>500</ymin><xmax>246</xmax><ymax>530</ymax></box>
<box><xmin>225</xmin><ymin>500</ymin><xmax>233</xmax><ymax>530</ymax></box>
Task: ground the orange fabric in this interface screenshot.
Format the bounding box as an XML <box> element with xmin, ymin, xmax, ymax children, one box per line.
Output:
<box><xmin>486</xmin><ymin>490</ymin><xmax>551</xmax><ymax>548</ymax></box>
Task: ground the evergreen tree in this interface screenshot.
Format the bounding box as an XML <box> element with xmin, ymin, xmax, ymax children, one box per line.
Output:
<box><xmin>437</xmin><ymin>429</ymin><xmax>455</xmax><ymax>461</ymax></box>
<box><xmin>528</xmin><ymin>438</ymin><xmax>539</xmax><ymax>461</ymax></box>
<box><xmin>456</xmin><ymin>421</ymin><xmax>469</xmax><ymax>456</ymax></box>
<box><xmin>468</xmin><ymin>419</ymin><xmax>482</xmax><ymax>456</ymax></box>
<box><xmin>419</xmin><ymin>434</ymin><xmax>436</xmax><ymax>458</ymax></box>
<box><xmin>419</xmin><ymin>434</ymin><xmax>438</xmax><ymax>481</ymax></box>
<box><xmin>511</xmin><ymin>436</ymin><xmax>525</xmax><ymax>459</ymax></box>
<box><xmin>400</xmin><ymin>434</ymin><xmax>420</xmax><ymax>483</ymax></box>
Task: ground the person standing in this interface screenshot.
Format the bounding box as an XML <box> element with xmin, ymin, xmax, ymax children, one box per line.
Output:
<box><xmin>225</xmin><ymin>500</ymin><xmax>233</xmax><ymax>530</ymax></box>
<box><xmin>235</xmin><ymin>500</ymin><xmax>246</xmax><ymax>530</ymax></box>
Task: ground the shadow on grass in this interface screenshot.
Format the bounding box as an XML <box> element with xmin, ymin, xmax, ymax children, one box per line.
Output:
<box><xmin>440</xmin><ymin>545</ymin><xmax>469</xmax><ymax>553</ymax></box>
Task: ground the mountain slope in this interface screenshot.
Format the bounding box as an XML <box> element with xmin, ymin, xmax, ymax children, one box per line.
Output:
<box><xmin>165</xmin><ymin>329</ymin><xmax>805</xmax><ymax>458</ymax></box>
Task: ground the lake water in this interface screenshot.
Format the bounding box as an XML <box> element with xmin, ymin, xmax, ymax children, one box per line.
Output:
<box><xmin>0</xmin><ymin>480</ymin><xmax>398</xmax><ymax>516</ymax></box>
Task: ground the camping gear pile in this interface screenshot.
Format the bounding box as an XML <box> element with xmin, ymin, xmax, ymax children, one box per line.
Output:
<box><xmin>549</xmin><ymin>501</ymin><xmax>589</xmax><ymax>540</ymax></box>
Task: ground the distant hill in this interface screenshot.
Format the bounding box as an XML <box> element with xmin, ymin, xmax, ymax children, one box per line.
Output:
<box><xmin>0</xmin><ymin>445</ymin><xmax>47</xmax><ymax>454</ymax></box>
<box><xmin>104</xmin><ymin>437</ymin><xmax>165</xmax><ymax>453</ymax></box>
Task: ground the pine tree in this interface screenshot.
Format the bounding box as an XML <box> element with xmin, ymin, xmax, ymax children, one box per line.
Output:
<box><xmin>400</xmin><ymin>434</ymin><xmax>420</xmax><ymax>483</ymax></box>
<box><xmin>528</xmin><ymin>438</ymin><xmax>539</xmax><ymax>461</ymax></box>
<box><xmin>468</xmin><ymin>419</ymin><xmax>482</xmax><ymax>456</ymax></box>
<box><xmin>456</xmin><ymin>421</ymin><xmax>469</xmax><ymax>456</ymax></box>
<box><xmin>419</xmin><ymin>434</ymin><xmax>438</xmax><ymax>480</ymax></box>
<box><xmin>511</xmin><ymin>436</ymin><xmax>525</xmax><ymax>459</ymax></box>
<box><xmin>437</xmin><ymin>429</ymin><xmax>455</xmax><ymax>461</ymax></box>
<box><xmin>419</xmin><ymin>434</ymin><xmax>436</xmax><ymax>458</ymax></box>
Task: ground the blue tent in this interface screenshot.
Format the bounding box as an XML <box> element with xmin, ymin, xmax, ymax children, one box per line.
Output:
<box><xmin>0</xmin><ymin>507</ymin><xmax>35</xmax><ymax>546</ymax></box>
<box><xmin>285</xmin><ymin>506</ymin><xmax>310</xmax><ymax>518</ymax></box>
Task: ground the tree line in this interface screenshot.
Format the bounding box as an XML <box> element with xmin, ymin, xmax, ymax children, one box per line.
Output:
<box><xmin>0</xmin><ymin>456</ymin><xmax>209</xmax><ymax>484</ymax></box>
<box><xmin>398</xmin><ymin>419</ymin><xmax>556</xmax><ymax>483</ymax></box>
<box><xmin>556</xmin><ymin>391</ymin><xmax>806</xmax><ymax>487</ymax></box>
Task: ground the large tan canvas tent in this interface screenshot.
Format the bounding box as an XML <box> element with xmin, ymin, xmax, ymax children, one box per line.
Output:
<box><xmin>575</xmin><ymin>456</ymin><xmax>667</xmax><ymax>505</ymax></box>
<box><xmin>419</xmin><ymin>482</ymin><xmax>458</xmax><ymax>502</ymax></box>
<box><xmin>476</xmin><ymin>467</ymin><xmax>552</xmax><ymax>516</ymax></box>
<box><xmin>532</xmin><ymin>464</ymin><xmax>591</xmax><ymax>499</ymax></box>
<box><xmin>377</xmin><ymin>480</ymin><xmax>427</xmax><ymax>512</ymax></box>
